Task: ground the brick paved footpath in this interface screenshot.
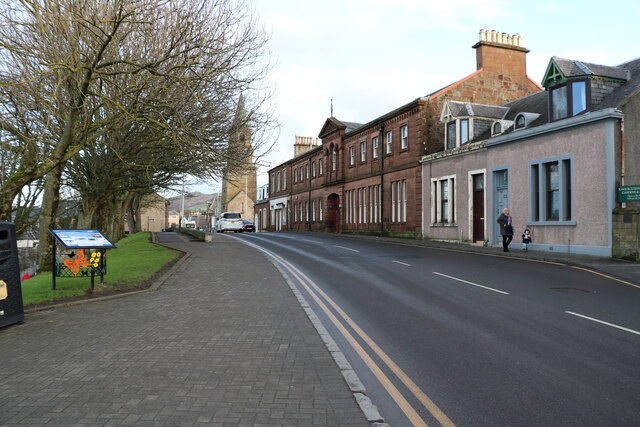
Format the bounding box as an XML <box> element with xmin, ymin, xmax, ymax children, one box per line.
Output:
<box><xmin>0</xmin><ymin>233</ymin><xmax>372</xmax><ymax>426</ymax></box>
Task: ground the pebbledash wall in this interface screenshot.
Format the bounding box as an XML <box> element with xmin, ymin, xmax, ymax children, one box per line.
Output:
<box><xmin>260</xmin><ymin>30</ymin><xmax>541</xmax><ymax>236</ymax></box>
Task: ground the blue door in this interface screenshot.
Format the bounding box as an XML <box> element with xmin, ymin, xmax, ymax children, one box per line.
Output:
<box><xmin>493</xmin><ymin>169</ymin><xmax>509</xmax><ymax>244</ymax></box>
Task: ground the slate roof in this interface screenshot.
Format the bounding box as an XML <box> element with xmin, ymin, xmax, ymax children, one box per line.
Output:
<box><xmin>446</xmin><ymin>100</ymin><xmax>509</xmax><ymax>119</ymax></box>
<box><xmin>597</xmin><ymin>57</ymin><xmax>640</xmax><ymax>109</ymax></box>
<box><xmin>341</xmin><ymin>121</ymin><xmax>364</xmax><ymax>133</ymax></box>
<box><xmin>553</xmin><ymin>56</ymin><xmax>630</xmax><ymax>81</ymax></box>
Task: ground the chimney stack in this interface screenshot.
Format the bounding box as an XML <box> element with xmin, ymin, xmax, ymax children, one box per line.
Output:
<box><xmin>294</xmin><ymin>136</ymin><xmax>320</xmax><ymax>157</ymax></box>
<box><xmin>474</xmin><ymin>29</ymin><xmax>529</xmax><ymax>74</ymax></box>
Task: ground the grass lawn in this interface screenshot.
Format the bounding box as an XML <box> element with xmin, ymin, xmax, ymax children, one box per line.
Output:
<box><xmin>21</xmin><ymin>232</ymin><xmax>181</xmax><ymax>307</ymax></box>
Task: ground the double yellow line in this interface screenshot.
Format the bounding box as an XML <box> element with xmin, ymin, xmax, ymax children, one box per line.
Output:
<box><xmin>248</xmin><ymin>240</ymin><xmax>456</xmax><ymax>427</ymax></box>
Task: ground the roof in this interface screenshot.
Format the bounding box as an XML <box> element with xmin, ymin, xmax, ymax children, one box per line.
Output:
<box><xmin>597</xmin><ymin>57</ymin><xmax>640</xmax><ymax>109</ymax></box>
<box><xmin>445</xmin><ymin>100</ymin><xmax>509</xmax><ymax>119</ymax></box>
<box><xmin>543</xmin><ymin>56</ymin><xmax>631</xmax><ymax>88</ymax></box>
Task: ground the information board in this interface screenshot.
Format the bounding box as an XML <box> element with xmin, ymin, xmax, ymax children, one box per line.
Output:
<box><xmin>617</xmin><ymin>185</ymin><xmax>640</xmax><ymax>203</ymax></box>
<box><xmin>50</xmin><ymin>229</ymin><xmax>116</xmax><ymax>249</ymax></box>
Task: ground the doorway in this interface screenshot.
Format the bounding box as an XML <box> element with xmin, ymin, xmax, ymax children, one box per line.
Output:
<box><xmin>493</xmin><ymin>169</ymin><xmax>509</xmax><ymax>244</ymax></box>
<box><xmin>326</xmin><ymin>194</ymin><xmax>340</xmax><ymax>233</ymax></box>
<box><xmin>472</xmin><ymin>174</ymin><xmax>485</xmax><ymax>242</ymax></box>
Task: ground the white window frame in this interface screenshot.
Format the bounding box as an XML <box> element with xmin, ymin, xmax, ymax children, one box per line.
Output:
<box><xmin>319</xmin><ymin>199</ymin><xmax>323</xmax><ymax>221</ymax></box>
<box><xmin>385</xmin><ymin>131</ymin><xmax>393</xmax><ymax>154</ymax></box>
<box><xmin>430</xmin><ymin>175</ymin><xmax>456</xmax><ymax>225</ymax></box>
<box><xmin>320</xmin><ymin>158</ymin><xmax>324</xmax><ymax>175</ymax></box>
<box><xmin>400</xmin><ymin>125</ymin><xmax>408</xmax><ymax>149</ymax></box>
<box><xmin>349</xmin><ymin>146</ymin><xmax>355</xmax><ymax>166</ymax></box>
<box><xmin>283</xmin><ymin>168</ymin><xmax>286</xmax><ymax>190</ymax></box>
<box><xmin>312</xmin><ymin>200</ymin><xmax>316</xmax><ymax>222</ymax></box>
<box><xmin>332</xmin><ymin>150</ymin><xmax>337</xmax><ymax>171</ymax></box>
<box><xmin>391</xmin><ymin>182</ymin><xmax>396</xmax><ymax>223</ymax></box>
<box><xmin>360</xmin><ymin>141</ymin><xmax>366</xmax><ymax>163</ymax></box>
<box><xmin>372</xmin><ymin>137</ymin><xmax>379</xmax><ymax>159</ymax></box>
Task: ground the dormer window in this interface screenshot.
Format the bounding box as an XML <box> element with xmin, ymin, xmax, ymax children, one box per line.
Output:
<box><xmin>550</xmin><ymin>79</ymin><xmax>589</xmax><ymax>121</ymax></box>
<box><xmin>492</xmin><ymin>122</ymin><xmax>502</xmax><ymax>135</ymax></box>
<box><xmin>514</xmin><ymin>114</ymin><xmax>526</xmax><ymax>129</ymax></box>
<box><xmin>445</xmin><ymin>118</ymin><xmax>470</xmax><ymax>149</ymax></box>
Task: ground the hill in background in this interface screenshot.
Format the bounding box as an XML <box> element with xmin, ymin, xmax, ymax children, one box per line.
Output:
<box><xmin>167</xmin><ymin>192</ymin><xmax>218</xmax><ymax>213</ymax></box>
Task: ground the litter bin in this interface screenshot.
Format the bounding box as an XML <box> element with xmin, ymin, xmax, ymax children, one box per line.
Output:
<box><xmin>0</xmin><ymin>222</ymin><xmax>24</xmax><ymax>327</ymax></box>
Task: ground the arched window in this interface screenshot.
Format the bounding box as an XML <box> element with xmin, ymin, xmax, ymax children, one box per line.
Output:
<box><xmin>515</xmin><ymin>114</ymin><xmax>526</xmax><ymax>130</ymax></box>
<box><xmin>492</xmin><ymin>122</ymin><xmax>502</xmax><ymax>135</ymax></box>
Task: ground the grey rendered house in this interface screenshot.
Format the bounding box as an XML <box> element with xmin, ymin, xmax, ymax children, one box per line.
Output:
<box><xmin>421</xmin><ymin>56</ymin><xmax>640</xmax><ymax>258</ymax></box>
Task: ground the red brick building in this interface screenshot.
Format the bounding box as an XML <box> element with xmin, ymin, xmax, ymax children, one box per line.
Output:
<box><xmin>261</xmin><ymin>30</ymin><xmax>542</xmax><ymax>236</ymax></box>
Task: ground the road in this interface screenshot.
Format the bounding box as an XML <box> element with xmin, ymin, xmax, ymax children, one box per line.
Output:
<box><xmin>233</xmin><ymin>232</ymin><xmax>640</xmax><ymax>426</ymax></box>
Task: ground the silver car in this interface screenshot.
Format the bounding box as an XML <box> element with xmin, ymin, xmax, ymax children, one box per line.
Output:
<box><xmin>216</xmin><ymin>212</ymin><xmax>243</xmax><ymax>232</ymax></box>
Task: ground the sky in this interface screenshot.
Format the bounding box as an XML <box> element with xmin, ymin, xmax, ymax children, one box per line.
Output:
<box><xmin>184</xmin><ymin>0</ymin><xmax>640</xmax><ymax>196</ymax></box>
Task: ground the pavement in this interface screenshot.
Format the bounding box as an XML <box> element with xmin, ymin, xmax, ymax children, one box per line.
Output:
<box><xmin>1</xmin><ymin>231</ymin><xmax>638</xmax><ymax>426</ymax></box>
<box><xmin>0</xmin><ymin>232</ymin><xmax>378</xmax><ymax>426</ymax></box>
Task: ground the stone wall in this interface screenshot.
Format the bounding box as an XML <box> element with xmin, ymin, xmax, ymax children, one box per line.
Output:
<box><xmin>613</xmin><ymin>208</ymin><xmax>639</xmax><ymax>261</ymax></box>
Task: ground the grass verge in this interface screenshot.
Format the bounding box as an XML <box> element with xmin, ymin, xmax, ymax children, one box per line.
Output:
<box><xmin>21</xmin><ymin>232</ymin><xmax>181</xmax><ymax>307</ymax></box>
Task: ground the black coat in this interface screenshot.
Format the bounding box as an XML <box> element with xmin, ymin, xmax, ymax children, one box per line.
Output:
<box><xmin>497</xmin><ymin>213</ymin><xmax>513</xmax><ymax>236</ymax></box>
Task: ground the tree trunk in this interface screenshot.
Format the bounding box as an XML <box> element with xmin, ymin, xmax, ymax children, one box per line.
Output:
<box><xmin>37</xmin><ymin>162</ymin><xmax>65</xmax><ymax>271</ymax></box>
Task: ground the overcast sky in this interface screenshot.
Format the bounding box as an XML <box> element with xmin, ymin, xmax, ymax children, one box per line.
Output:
<box><xmin>186</xmin><ymin>0</ymin><xmax>640</xmax><ymax>194</ymax></box>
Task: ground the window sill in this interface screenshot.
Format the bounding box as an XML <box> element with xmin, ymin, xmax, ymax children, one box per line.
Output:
<box><xmin>527</xmin><ymin>220</ymin><xmax>576</xmax><ymax>226</ymax></box>
<box><xmin>430</xmin><ymin>222</ymin><xmax>457</xmax><ymax>227</ymax></box>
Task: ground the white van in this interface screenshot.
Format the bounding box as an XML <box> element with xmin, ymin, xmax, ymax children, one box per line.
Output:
<box><xmin>216</xmin><ymin>212</ymin><xmax>243</xmax><ymax>232</ymax></box>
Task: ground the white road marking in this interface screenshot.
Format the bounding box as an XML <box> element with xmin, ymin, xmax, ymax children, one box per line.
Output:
<box><xmin>433</xmin><ymin>272</ymin><xmax>510</xmax><ymax>295</ymax></box>
<box><xmin>333</xmin><ymin>245</ymin><xmax>360</xmax><ymax>253</ymax></box>
<box><xmin>303</xmin><ymin>239</ymin><xmax>322</xmax><ymax>244</ymax></box>
<box><xmin>392</xmin><ymin>260</ymin><xmax>411</xmax><ymax>266</ymax></box>
<box><xmin>565</xmin><ymin>311</ymin><xmax>640</xmax><ymax>336</ymax></box>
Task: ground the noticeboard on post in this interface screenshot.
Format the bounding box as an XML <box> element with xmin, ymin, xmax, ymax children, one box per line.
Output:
<box><xmin>617</xmin><ymin>185</ymin><xmax>640</xmax><ymax>203</ymax></box>
<box><xmin>50</xmin><ymin>229</ymin><xmax>116</xmax><ymax>249</ymax></box>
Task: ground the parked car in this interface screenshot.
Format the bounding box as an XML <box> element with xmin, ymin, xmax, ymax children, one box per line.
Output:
<box><xmin>242</xmin><ymin>220</ymin><xmax>256</xmax><ymax>232</ymax></box>
<box><xmin>216</xmin><ymin>212</ymin><xmax>243</xmax><ymax>232</ymax></box>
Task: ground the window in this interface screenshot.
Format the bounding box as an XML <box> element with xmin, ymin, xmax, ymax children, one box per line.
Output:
<box><xmin>319</xmin><ymin>199</ymin><xmax>323</xmax><ymax>221</ymax></box>
<box><xmin>271</xmin><ymin>174</ymin><xmax>275</xmax><ymax>191</ymax></box>
<box><xmin>306</xmin><ymin>163</ymin><xmax>309</xmax><ymax>179</ymax></box>
<box><xmin>515</xmin><ymin>114</ymin><xmax>526</xmax><ymax>129</ymax></box>
<box><xmin>283</xmin><ymin>169</ymin><xmax>286</xmax><ymax>190</ymax></box>
<box><xmin>277</xmin><ymin>172</ymin><xmax>281</xmax><ymax>192</ymax></box>
<box><xmin>402</xmin><ymin>180</ymin><xmax>407</xmax><ymax>222</ymax></box>
<box><xmin>400</xmin><ymin>125</ymin><xmax>408</xmax><ymax>149</ymax></box>
<box><xmin>460</xmin><ymin>119</ymin><xmax>469</xmax><ymax>145</ymax></box>
<box><xmin>385</xmin><ymin>131</ymin><xmax>393</xmax><ymax>154</ymax></box>
<box><xmin>319</xmin><ymin>159</ymin><xmax>323</xmax><ymax>175</ymax></box>
<box><xmin>305</xmin><ymin>201</ymin><xmax>309</xmax><ymax>222</ymax></box>
<box><xmin>431</xmin><ymin>176</ymin><xmax>456</xmax><ymax>224</ymax></box>
<box><xmin>551</xmin><ymin>80</ymin><xmax>590</xmax><ymax>121</ymax></box>
<box><xmin>441</xmin><ymin>181</ymin><xmax>449</xmax><ymax>222</ymax></box>
<box><xmin>530</xmin><ymin>157</ymin><xmax>573</xmax><ymax>223</ymax></box>
<box><xmin>391</xmin><ymin>182</ymin><xmax>396</xmax><ymax>223</ymax></box>
<box><xmin>312</xmin><ymin>200</ymin><xmax>316</xmax><ymax>222</ymax></box>
<box><xmin>372</xmin><ymin>136</ymin><xmax>379</xmax><ymax>159</ymax></box>
<box><xmin>312</xmin><ymin>161</ymin><xmax>316</xmax><ymax>177</ymax></box>
<box><xmin>332</xmin><ymin>150</ymin><xmax>337</xmax><ymax>171</ymax></box>
<box><xmin>360</xmin><ymin>141</ymin><xmax>366</xmax><ymax>162</ymax></box>
<box><xmin>349</xmin><ymin>146</ymin><xmax>355</xmax><ymax>166</ymax></box>
<box><xmin>492</xmin><ymin>122</ymin><xmax>502</xmax><ymax>135</ymax></box>
<box><xmin>446</xmin><ymin>122</ymin><xmax>456</xmax><ymax>149</ymax></box>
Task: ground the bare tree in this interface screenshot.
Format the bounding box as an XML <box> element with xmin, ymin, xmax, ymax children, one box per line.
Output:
<box><xmin>0</xmin><ymin>0</ymin><xmax>274</xmax><ymax>268</ymax></box>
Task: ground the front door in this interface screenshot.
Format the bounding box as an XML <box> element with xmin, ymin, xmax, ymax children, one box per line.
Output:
<box><xmin>493</xmin><ymin>169</ymin><xmax>509</xmax><ymax>244</ymax></box>
<box><xmin>327</xmin><ymin>194</ymin><xmax>340</xmax><ymax>233</ymax></box>
<box><xmin>472</xmin><ymin>174</ymin><xmax>485</xmax><ymax>242</ymax></box>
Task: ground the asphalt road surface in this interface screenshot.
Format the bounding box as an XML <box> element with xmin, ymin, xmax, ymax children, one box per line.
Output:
<box><xmin>233</xmin><ymin>232</ymin><xmax>640</xmax><ymax>427</ymax></box>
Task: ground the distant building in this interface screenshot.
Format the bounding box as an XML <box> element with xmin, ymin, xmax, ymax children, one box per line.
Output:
<box><xmin>221</xmin><ymin>95</ymin><xmax>257</xmax><ymax>221</ymax></box>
